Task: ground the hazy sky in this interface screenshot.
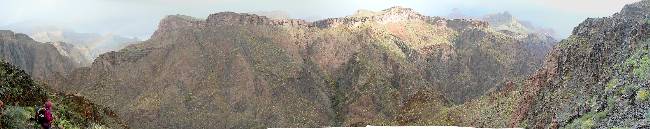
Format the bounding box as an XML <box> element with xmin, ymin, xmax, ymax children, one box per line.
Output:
<box><xmin>0</xmin><ymin>0</ymin><xmax>642</xmax><ymax>39</ymax></box>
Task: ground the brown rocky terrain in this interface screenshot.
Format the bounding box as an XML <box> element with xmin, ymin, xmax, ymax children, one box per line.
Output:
<box><xmin>54</xmin><ymin>7</ymin><xmax>555</xmax><ymax>128</ymax></box>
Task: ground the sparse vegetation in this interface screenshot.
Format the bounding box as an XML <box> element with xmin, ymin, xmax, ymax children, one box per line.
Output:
<box><xmin>636</xmin><ymin>89</ymin><xmax>649</xmax><ymax>101</ymax></box>
<box><xmin>0</xmin><ymin>60</ymin><xmax>124</xmax><ymax>129</ymax></box>
<box><xmin>606</xmin><ymin>78</ymin><xmax>619</xmax><ymax>91</ymax></box>
<box><xmin>565</xmin><ymin>110</ymin><xmax>609</xmax><ymax>129</ymax></box>
<box><xmin>1</xmin><ymin>106</ymin><xmax>38</xmax><ymax>128</ymax></box>
<box><xmin>624</xmin><ymin>52</ymin><xmax>650</xmax><ymax>79</ymax></box>
<box><xmin>646</xmin><ymin>109</ymin><xmax>650</xmax><ymax>122</ymax></box>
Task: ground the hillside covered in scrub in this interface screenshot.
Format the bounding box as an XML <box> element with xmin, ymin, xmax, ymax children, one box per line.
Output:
<box><xmin>514</xmin><ymin>1</ymin><xmax>650</xmax><ymax>128</ymax></box>
<box><xmin>425</xmin><ymin>1</ymin><xmax>650</xmax><ymax>128</ymax></box>
<box><xmin>0</xmin><ymin>60</ymin><xmax>126</xmax><ymax>128</ymax></box>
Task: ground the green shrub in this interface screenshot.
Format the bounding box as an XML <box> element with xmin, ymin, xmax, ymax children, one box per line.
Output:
<box><xmin>637</xmin><ymin>89</ymin><xmax>649</xmax><ymax>101</ymax></box>
<box><xmin>1</xmin><ymin>106</ymin><xmax>36</xmax><ymax>129</ymax></box>
<box><xmin>633</xmin><ymin>55</ymin><xmax>650</xmax><ymax>79</ymax></box>
<box><xmin>606</xmin><ymin>78</ymin><xmax>619</xmax><ymax>91</ymax></box>
<box><xmin>55</xmin><ymin>119</ymin><xmax>81</xmax><ymax>129</ymax></box>
<box><xmin>646</xmin><ymin>109</ymin><xmax>650</xmax><ymax>122</ymax></box>
<box><xmin>645</xmin><ymin>109</ymin><xmax>650</xmax><ymax>122</ymax></box>
<box><xmin>623</xmin><ymin>49</ymin><xmax>650</xmax><ymax>79</ymax></box>
<box><xmin>581</xmin><ymin>119</ymin><xmax>594</xmax><ymax>129</ymax></box>
<box><xmin>620</xmin><ymin>84</ymin><xmax>639</xmax><ymax>96</ymax></box>
<box><xmin>565</xmin><ymin>109</ymin><xmax>610</xmax><ymax>129</ymax></box>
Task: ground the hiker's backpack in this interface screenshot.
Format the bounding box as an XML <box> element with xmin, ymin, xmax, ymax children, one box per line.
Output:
<box><xmin>36</xmin><ymin>108</ymin><xmax>47</xmax><ymax>123</ymax></box>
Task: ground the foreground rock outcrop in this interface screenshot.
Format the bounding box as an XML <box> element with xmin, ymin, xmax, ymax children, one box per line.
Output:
<box><xmin>56</xmin><ymin>7</ymin><xmax>554</xmax><ymax>128</ymax></box>
<box><xmin>0</xmin><ymin>60</ymin><xmax>125</xmax><ymax>128</ymax></box>
<box><xmin>514</xmin><ymin>1</ymin><xmax>650</xmax><ymax>128</ymax></box>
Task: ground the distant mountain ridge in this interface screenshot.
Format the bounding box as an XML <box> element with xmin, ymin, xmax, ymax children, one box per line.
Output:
<box><xmin>30</xmin><ymin>29</ymin><xmax>140</xmax><ymax>66</ymax></box>
<box><xmin>0</xmin><ymin>25</ymin><xmax>141</xmax><ymax>66</ymax></box>
<box><xmin>0</xmin><ymin>30</ymin><xmax>79</xmax><ymax>80</ymax></box>
<box><xmin>448</xmin><ymin>10</ymin><xmax>557</xmax><ymax>38</ymax></box>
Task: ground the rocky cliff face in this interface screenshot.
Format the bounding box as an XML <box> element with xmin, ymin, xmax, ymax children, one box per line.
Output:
<box><xmin>56</xmin><ymin>7</ymin><xmax>554</xmax><ymax>128</ymax></box>
<box><xmin>508</xmin><ymin>1</ymin><xmax>650</xmax><ymax>128</ymax></box>
<box><xmin>49</xmin><ymin>41</ymin><xmax>92</xmax><ymax>66</ymax></box>
<box><xmin>0</xmin><ymin>30</ymin><xmax>79</xmax><ymax>80</ymax></box>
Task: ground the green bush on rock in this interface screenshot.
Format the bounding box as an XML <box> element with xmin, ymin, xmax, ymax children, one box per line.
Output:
<box><xmin>636</xmin><ymin>89</ymin><xmax>649</xmax><ymax>101</ymax></box>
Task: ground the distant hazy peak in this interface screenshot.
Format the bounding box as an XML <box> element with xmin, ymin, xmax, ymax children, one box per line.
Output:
<box><xmin>150</xmin><ymin>14</ymin><xmax>203</xmax><ymax>39</ymax></box>
<box><xmin>0</xmin><ymin>30</ymin><xmax>33</xmax><ymax>41</ymax></box>
<box><xmin>349</xmin><ymin>6</ymin><xmax>423</xmax><ymax>19</ymax></box>
<box><xmin>382</xmin><ymin>6</ymin><xmax>420</xmax><ymax>15</ymax></box>
<box><xmin>482</xmin><ymin>11</ymin><xmax>515</xmax><ymax>24</ymax></box>
<box><xmin>157</xmin><ymin>14</ymin><xmax>201</xmax><ymax>29</ymax></box>
<box><xmin>248</xmin><ymin>10</ymin><xmax>291</xmax><ymax>20</ymax></box>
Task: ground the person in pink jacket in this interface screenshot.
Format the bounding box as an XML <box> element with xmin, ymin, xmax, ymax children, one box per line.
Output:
<box><xmin>36</xmin><ymin>100</ymin><xmax>54</xmax><ymax>129</ymax></box>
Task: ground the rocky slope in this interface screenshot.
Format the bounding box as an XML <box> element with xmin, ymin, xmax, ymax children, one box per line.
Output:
<box><xmin>513</xmin><ymin>1</ymin><xmax>650</xmax><ymax>128</ymax></box>
<box><xmin>0</xmin><ymin>60</ymin><xmax>125</xmax><ymax>128</ymax></box>
<box><xmin>0</xmin><ymin>30</ymin><xmax>79</xmax><ymax>80</ymax></box>
<box><xmin>55</xmin><ymin>7</ymin><xmax>554</xmax><ymax>128</ymax></box>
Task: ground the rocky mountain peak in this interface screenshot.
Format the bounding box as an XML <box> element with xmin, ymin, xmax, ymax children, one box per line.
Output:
<box><xmin>376</xmin><ymin>6</ymin><xmax>426</xmax><ymax>22</ymax></box>
<box><xmin>313</xmin><ymin>6</ymin><xmax>475</xmax><ymax>28</ymax></box>
<box><xmin>382</xmin><ymin>6</ymin><xmax>421</xmax><ymax>15</ymax></box>
<box><xmin>150</xmin><ymin>14</ymin><xmax>201</xmax><ymax>39</ymax></box>
<box><xmin>206</xmin><ymin>12</ymin><xmax>270</xmax><ymax>25</ymax></box>
<box><xmin>205</xmin><ymin>12</ymin><xmax>308</xmax><ymax>26</ymax></box>
<box><xmin>350</xmin><ymin>6</ymin><xmax>426</xmax><ymax>22</ymax></box>
<box><xmin>572</xmin><ymin>0</ymin><xmax>650</xmax><ymax>39</ymax></box>
<box><xmin>483</xmin><ymin>11</ymin><xmax>515</xmax><ymax>24</ymax></box>
<box><xmin>618</xmin><ymin>0</ymin><xmax>650</xmax><ymax>20</ymax></box>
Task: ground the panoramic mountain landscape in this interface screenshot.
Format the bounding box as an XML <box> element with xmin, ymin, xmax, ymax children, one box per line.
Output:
<box><xmin>0</xmin><ymin>0</ymin><xmax>648</xmax><ymax>128</ymax></box>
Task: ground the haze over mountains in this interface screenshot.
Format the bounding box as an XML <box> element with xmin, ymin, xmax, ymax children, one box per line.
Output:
<box><xmin>0</xmin><ymin>25</ymin><xmax>141</xmax><ymax>66</ymax></box>
<box><xmin>447</xmin><ymin>10</ymin><xmax>557</xmax><ymax>38</ymax></box>
<box><xmin>1</xmin><ymin>0</ymin><xmax>649</xmax><ymax>129</ymax></box>
<box><xmin>0</xmin><ymin>30</ymin><xmax>78</xmax><ymax>80</ymax></box>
